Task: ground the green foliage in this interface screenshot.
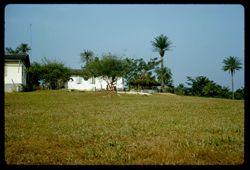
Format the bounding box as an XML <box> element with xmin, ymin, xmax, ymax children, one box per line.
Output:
<box><xmin>151</xmin><ymin>34</ymin><xmax>172</xmax><ymax>57</ymax></box>
<box><xmin>125</xmin><ymin>57</ymin><xmax>160</xmax><ymax>90</ymax></box>
<box><xmin>185</xmin><ymin>76</ymin><xmax>236</xmax><ymax>99</ymax></box>
<box><xmin>234</xmin><ymin>87</ymin><xmax>244</xmax><ymax>100</ymax></box>
<box><xmin>222</xmin><ymin>56</ymin><xmax>242</xmax><ymax>75</ymax></box>
<box><xmin>27</xmin><ymin>62</ymin><xmax>43</xmax><ymax>90</ymax></box>
<box><xmin>41</xmin><ymin>59</ymin><xmax>72</xmax><ymax>89</ymax></box>
<box><xmin>202</xmin><ymin>82</ymin><xmax>222</xmax><ymax>97</ymax></box>
<box><xmin>100</xmin><ymin>55</ymin><xmax>128</xmax><ymax>79</ymax></box>
<box><xmin>80</xmin><ymin>50</ymin><xmax>94</xmax><ymax>66</ymax></box>
<box><xmin>21</xmin><ymin>84</ymin><xmax>34</xmax><ymax>92</ymax></box>
<box><xmin>129</xmin><ymin>74</ymin><xmax>159</xmax><ymax>90</ymax></box>
<box><xmin>83</xmin><ymin>54</ymin><xmax>129</xmax><ymax>91</ymax></box>
<box><xmin>186</xmin><ymin>76</ymin><xmax>211</xmax><ymax>96</ymax></box>
<box><xmin>82</xmin><ymin>57</ymin><xmax>100</xmax><ymax>79</ymax></box>
<box><xmin>218</xmin><ymin>86</ymin><xmax>231</xmax><ymax>99</ymax></box>
<box><xmin>222</xmin><ymin>56</ymin><xmax>242</xmax><ymax>99</ymax></box>
<box><xmin>163</xmin><ymin>85</ymin><xmax>175</xmax><ymax>93</ymax></box>
<box><xmin>151</xmin><ymin>34</ymin><xmax>173</xmax><ymax>92</ymax></box>
<box><xmin>5</xmin><ymin>43</ymin><xmax>31</xmax><ymax>54</ymax></box>
<box><xmin>27</xmin><ymin>58</ymin><xmax>71</xmax><ymax>90</ymax></box>
<box><xmin>82</xmin><ymin>55</ymin><xmax>172</xmax><ymax>91</ymax></box>
<box><xmin>5</xmin><ymin>47</ymin><xmax>18</xmax><ymax>54</ymax></box>
<box><xmin>16</xmin><ymin>43</ymin><xmax>31</xmax><ymax>54</ymax></box>
<box><xmin>155</xmin><ymin>67</ymin><xmax>173</xmax><ymax>87</ymax></box>
<box><xmin>174</xmin><ymin>83</ymin><xmax>191</xmax><ymax>96</ymax></box>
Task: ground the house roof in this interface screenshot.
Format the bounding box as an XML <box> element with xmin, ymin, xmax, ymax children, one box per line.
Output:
<box><xmin>5</xmin><ymin>54</ymin><xmax>30</xmax><ymax>68</ymax></box>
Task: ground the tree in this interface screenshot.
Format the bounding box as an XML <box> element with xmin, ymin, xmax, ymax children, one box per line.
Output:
<box><xmin>185</xmin><ymin>75</ymin><xmax>234</xmax><ymax>99</ymax></box>
<box><xmin>186</xmin><ymin>76</ymin><xmax>211</xmax><ymax>96</ymax></box>
<box><xmin>83</xmin><ymin>54</ymin><xmax>129</xmax><ymax>92</ymax></box>
<box><xmin>155</xmin><ymin>67</ymin><xmax>173</xmax><ymax>89</ymax></box>
<box><xmin>122</xmin><ymin>58</ymin><xmax>138</xmax><ymax>87</ymax></box>
<box><xmin>16</xmin><ymin>43</ymin><xmax>31</xmax><ymax>54</ymax></box>
<box><xmin>27</xmin><ymin>62</ymin><xmax>43</xmax><ymax>90</ymax></box>
<box><xmin>40</xmin><ymin>59</ymin><xmax>72</xmax><ymax>89</ymax></box>
<box><xmin>151</xmin><ymin>34</ymin><xmax>172</xmax><ymax>92</ymax></box>
<box><xmin>220</xmin><ymin>86</ymin><xmax>231</xmax><ymax>99</ymax></box>
<box><xmin>5</xmin><ymin>43</ymin><xmax>31</xmax><ymax>54</ymax></box>
<box><xmin>222</xmin><ymin>56</ymin><xmax>242</xmax><ymax>99</ymax></box>
<box><xmin>202</xmin><ymin>81</ymin><xmax>222</xmax><ymax>97</ymax></box>
<box><xmin>174</xmin><ymin>83</ymin><xmax>191</xmax><ymax>96</ymax></box>
<box><xmin>80</xmin><ymin>50</ymin><xmax>94</xmax><ymax>67</ymax></box>
<box><xmin>5</xmin><ymin>47</ymin><xmax>18</xmax><ymax>54</ymax></box>
<box><xmin>125</xmin><ymin>57</ymin><xmax>160</xmax><ymax>90</ymax></box>
<box><xmin>234</xmin><ymin>87</ymin><xmax>244</xmax><ymax>100</ymax></box>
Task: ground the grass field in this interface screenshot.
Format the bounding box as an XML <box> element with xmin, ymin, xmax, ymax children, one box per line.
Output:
<box><xmin>4</xmin><ymin>90</ymin><xmax>244</xmax><ymax>165</ymax></box>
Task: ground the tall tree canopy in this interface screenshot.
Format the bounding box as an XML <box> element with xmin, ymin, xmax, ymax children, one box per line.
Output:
<box><xmin>222</xmin><ymin>56</ymin><xmax>242</xmax><ymax>99</ymax></box>
<box><xmin>16</xmin><ymin>43</ymin><xmax>31</xmax><ymax>54</ymax></box>
<box><xmin>80</xmin><ymin>50</ymin><xmax>94</xmax><ymax>67</ymax></box>
<box><xmin>151</xmin><ymin>34</ymin><xmax>172</xmax><ymax>92</ymax></box>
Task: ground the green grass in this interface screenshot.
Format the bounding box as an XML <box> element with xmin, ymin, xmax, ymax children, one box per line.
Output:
<box><xmin>4</xmin><ymin>90</ymin><xmax>244</xmax><ymax>165</ymax></box>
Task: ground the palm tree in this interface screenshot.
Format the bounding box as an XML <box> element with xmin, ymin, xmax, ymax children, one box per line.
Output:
<box><xmin>222</xmin><ymin>56</ymin><xmax>242</xmax><ymax>99</ymax></box>
<box><xmin>155</xmin><ymin>67</ymin><xmax>172</xmax><ymax>87</ymax></box>
<box><xmin>151</xmin><ymin>34</ymin><xmax>172</xmax><ymax>92</ymax></box>
<box><xmin>16</xmin><ymin>43</ymin><xmax>31</xmax><ymax>54</ymax></box>
<box><xmin>80</xmin><ymin>50</ymin><xmax>94</xmax><ymax>66</ymax></box>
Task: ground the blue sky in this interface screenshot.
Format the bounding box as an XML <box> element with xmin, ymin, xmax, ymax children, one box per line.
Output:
<box><xmin>4</xmin><ymin>4</ymin><xmax>244</xmax><ymax>89</ymax></box>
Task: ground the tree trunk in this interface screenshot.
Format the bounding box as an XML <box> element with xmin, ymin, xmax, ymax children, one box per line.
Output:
<box><xmin>161</xmin><ymin>55</ymin><xmax>164</xmax><ymax>92</ymax></box>
<box><xmin>231</xmin><ymin>72</ymin><xmax>234</xmax><ymax>100</ymax></box>
<box><xmin>106</xmin><ymin>81</ymin><xmax>116</xmax><ymax>93</ymax></box>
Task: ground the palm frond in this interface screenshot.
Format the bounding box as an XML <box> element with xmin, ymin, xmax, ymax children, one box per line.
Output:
<box><xmin>151</xmin><ymin>34</ymin><xmax>172</xmax><ymax>53</ymax></box>
<box><xmin>222</xmin><ymin>56</ymin><xmax>242</xmax><ymax>74</ymax></box>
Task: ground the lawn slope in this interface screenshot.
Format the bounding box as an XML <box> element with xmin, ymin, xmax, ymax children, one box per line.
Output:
<box><xmin>4</xmin><ymin>90</ymin><xmax>244</xmax><ymax>165</ymax></box>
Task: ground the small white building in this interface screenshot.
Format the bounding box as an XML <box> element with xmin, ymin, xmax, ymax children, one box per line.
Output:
<box><xmin>4</xmin><ymin>54</ymin><xmax>30</xmax><ymax>92</ymax></box>
<box><xmin>66</xmin><ymin>69</ymin><xmax>125</xmax><ymax>91</ymax></box>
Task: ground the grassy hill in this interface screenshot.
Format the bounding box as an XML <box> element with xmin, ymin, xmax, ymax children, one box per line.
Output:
<box><xmin>4</xmin><ymin>90</ymin><xmax>244</xmax><ymax>165</ymax></box>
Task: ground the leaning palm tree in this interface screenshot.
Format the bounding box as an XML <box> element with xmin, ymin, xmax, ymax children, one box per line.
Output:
<box><xmin>222</xmin><ymin>56</ymin><xmax>242</xmax><ymax>99</ymax></box>
<box><xmin>80</xmin><ymin>50</ymin><xmax>94</xmax><ymax>66</ymax></box>
<box><xmin>16</xmin><ymin>43</ymin><xmax>31</xmax><ymax>54</ymax></box>
<box><xmin>151</xmin><ymin>34</ymin><xmax>172</xmax><ymax>92</ymax></box>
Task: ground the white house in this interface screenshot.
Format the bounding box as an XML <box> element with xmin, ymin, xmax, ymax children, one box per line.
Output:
<box><xmin>66</xmin><ymin>69</ymin><xmax>125</xmax><ymax>91</ymax></box>
<box><xmin>4</xmin><ymin>54</ymin><xmax>30</xmax><ymax>92</ymax></box>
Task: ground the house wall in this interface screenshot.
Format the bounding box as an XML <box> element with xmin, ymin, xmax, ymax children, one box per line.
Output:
<box><xmin>67</xmin><ymin>76</ymin><xmax>96</xmax><ymax>91</ymax></box>
<box><xmin>4</xmin><ymin>61</ymin><xmax>26</xmax><ymax>92</ymax></box>
<box><xmin>67</xmin><ymin>76</ymin><xmax>125</xmax><ymax>91</ymax></box>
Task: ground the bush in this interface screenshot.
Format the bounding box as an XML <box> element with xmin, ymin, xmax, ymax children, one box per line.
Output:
<box><xmin>21</xmin><ymin>84</ymin><xmax>35</xmax><ymax>92</ymax></box>
<box><xmin>234</xmin><ymin>87</ymin><xmax>244</xmax><ymax>100</ymax></box>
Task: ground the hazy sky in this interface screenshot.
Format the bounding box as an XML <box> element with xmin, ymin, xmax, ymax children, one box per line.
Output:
<box><xmin>4</xmin><ymin>4</ymin><xmax>244</xmax><ymax>89</ymax></box>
